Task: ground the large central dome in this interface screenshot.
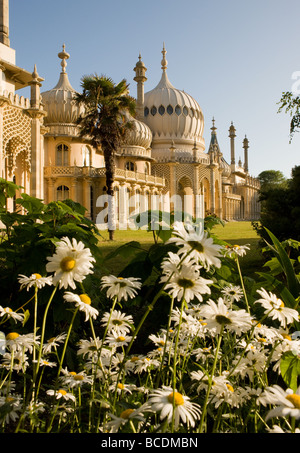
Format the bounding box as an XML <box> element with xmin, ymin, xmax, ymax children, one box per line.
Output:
<box><xmin>143</xmin><ymin>46</ymin><xmax>205</xmax><ymax>152</ymax></box>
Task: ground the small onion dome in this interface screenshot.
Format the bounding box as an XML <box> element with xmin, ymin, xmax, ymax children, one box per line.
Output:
<box><xmin>220</xmin><ymin>156</ymin><xmax>231</xmax><ymax>178</ymax></box>
<box><xmin>123</xmin><ymin>111</ymin><xmax>152</xmax><ymax>149</ymax></box>
<box><xmin>41</xmin><ymin>45</ymin><xmax>84</xmax><ymax>127</ymax></box>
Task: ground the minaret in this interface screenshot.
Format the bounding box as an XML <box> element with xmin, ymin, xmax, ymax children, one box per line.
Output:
<box><xmin>229</xmin><ymin>122</ymin><xmax>236</xmax><ymax>165</ymax></box>
<box><xmin>29</xmin><ymin>64</ymin><xmax>42</xmax><ymax>109</ymax></box>
<box><xmin>0</xmin><ymin>0</ymin><xmax>9</xmax><ymax>46</ymax></box>
<box><xmin>243</xmin><ymin>135</ymin><xmax>249</xmax><ymax>173</ymax></box>
<box><xmin>133</xmin><ymin>53</ymin><xmax>147</xmax><ymax>121</ymax></box>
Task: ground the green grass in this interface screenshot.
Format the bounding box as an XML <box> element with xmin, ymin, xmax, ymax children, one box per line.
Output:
<box><xmin>97</xmin><ymin>221</ymin><xmax>265</xmax><ymax>277</ymax></box>
<box><xmin>211</xmin><ymin>221</ymin><xmax>265</xmax><ymax>276</ymax></box>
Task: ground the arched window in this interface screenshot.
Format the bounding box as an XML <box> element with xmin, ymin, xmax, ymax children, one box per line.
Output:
<box><xmin>56</xmin><ymin>144</ymin><xmax>69</xmax><ymax>166</ymax></box>
<box><xmin>82</xmin><ymin>145</ymin><xmax>91</xmax><ymax>166</ymax></box>
<box><xmin>57</xmin><ymin>185</ymin><xmax>70</xmax><ymax>201</ymax></box>
<box><xmin>125</xmin><ymin>161</ymin><xmax>135</xmax><ymax>171</ymax></box>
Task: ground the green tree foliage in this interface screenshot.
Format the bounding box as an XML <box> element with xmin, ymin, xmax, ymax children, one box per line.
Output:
<box><xmin>253</xmin><ymin>166</ymin><xmax>300</xmax><ymax>242</ymax></box>
<box><xmin>258</xmin><ymin>170</ymin><xmax>288</xmax><ymax>191</ymax></box>
<box><xmin>0</xmin><ymin>178</ymin><xmax>103</xmax><ymax>338</ymax></box>
<box><xmin>278</xmin><ymin>91</ymin><xmax>300</xmax><ymax>142</ymax></box>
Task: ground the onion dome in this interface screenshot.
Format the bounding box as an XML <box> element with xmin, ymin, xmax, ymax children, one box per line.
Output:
<box><xmin>220</xmin><ymin>156</ymin><xmax>231</xmax><ymax>179</ymax></box>
<box><xmin>123</xmin><ymin>111</ymin><xmax>152</xmax><ymax>149</ymax></box>
<box><xmin>41</xmin><ymin>45</ymin><xmax>84</xmax><ymax>135</ymax></box>
<box><xmin>143</xmin><ymin>45</ymin><xmax>205</xmax><ymax>151</ymax></box>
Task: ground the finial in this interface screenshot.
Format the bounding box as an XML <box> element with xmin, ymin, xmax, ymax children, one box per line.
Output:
<box><xmin>161</xmin><ymin>43</ymin><xmax>168</xmax><ymax>72</ymax></box>
<box><xmin>211</xmin><ymin>117</ymin><xmax>216</xmax><ymax>131</ymax></box>
<box><xmin>58</xmin><ymin>44</ymin><xmax>70</xmax><ymax>73</ymax></box>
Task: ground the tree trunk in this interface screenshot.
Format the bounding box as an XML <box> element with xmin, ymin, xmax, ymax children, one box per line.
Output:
<box><xmin>104</xmin><ymin>148</ymin><xmax>116</xmax><ymax>240</ymax></box>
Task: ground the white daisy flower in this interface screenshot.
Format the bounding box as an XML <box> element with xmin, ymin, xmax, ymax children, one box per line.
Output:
<box><xmin>104</xmin><ymin>406</ymin><xmax>146</xmax><ymax>433</ymax></box>
<box><xmin>100</xmin><ymin>275</ymin><xmax>142</xmax><ymax>302</ymax></box>
<box><xmin>147</xmin><ymin>385</ymin><xmax>201</xmax><ymax>429</ymax></box>
<box><xmin>39</xmin><ymin>359</ymin><xmax>57</xmax><ymax>368</ymax></box>
<box><xmin>255</xmin><ymin>288</ymin><xmax>299</xmax><ymax>328</ymax></box>
<box><xmin>200</xmin><ymin>297</ymin><xmax>253</xmax><ymax>336</ymax></box>
<box><xmin>46</xmin><ymin>236</ymin><xmax>95</xmax><ymax>290</ymax></box>
<box><xmin>105</xmin><ymin>331</ymin><xmax>132</xmax><ymax>348</ymax></box>
<box><xmin>77</xmin><ymin>337</ymin><xmax>103</xmax><ymax>358</ymax></box>
<box><xmin>63</xmin><ymin>292</ymin><xmax>99</xmax><ymax>321</ymax></box>
<box><xmin>5</xmin><ymin>332</ymin><xmax>38</xmax><ymax>353</ymax></box>
<box><xmin>42</xmin><ymin>333</ymin><xmax>67</xmax><ymax>354</ymax></box>
<box><xmin>224</xmin><ymin>243</ymin><xmax>250</xmax><ymax>258</ymax></box>
<box><xmin>259</xmin><ymin>385</ymin><xmax>300</xmax><ymax>420</ymax></box>
<box><xmin>0</xmin><ymin>395</ymin><xmax>22</xmax><ymax>424</ymax></box>
<box><xmin>221</xmin><ymin>284</ymin><xmax>244</xmax><ymax>304</ymax></box>
<box><xmin>59</xmin><ymin>369</ymin><xmax>93</xmax><ymax>388</ymax></box>
<box><xmin>0</xmin><ymin>306</ymin><xmax>25</xmax><ymax>324</ymax></box>
<box><xmin>18</xmin><ymin>273</ymin><xmax>53</xmax><ymax>291</ymax></box>
<box><xmin>160</xmin><ymin>251</ymin><xmax>200</xmax><ymax>276</ymax></box>
<box><xmin>161</xmin><ymin>264</ymin><xmax>213</xmax><ymax>303</ymax></box>
<box><xmin>101</xmin><ymin>310</ymin><xmax>134</xmax><ymax>335</ymax></box>
<box><xmin>167</xmin><ymin>221</ymin><xmax>223</xmax><ymax>269</ymax></box>
<box><xmin>133</xmin><ymin>356</ymin><xmax>160</xmax><ymax>374</ymax></box>
<box><xmin>46</xmin><ymin>388</ymin><xmax>76</xmax><ymax>402</ymax></box>
<box><xmin>1</xmin><ymin>351</ymin><xmax>29</xmax><ymax>372</ymax></box>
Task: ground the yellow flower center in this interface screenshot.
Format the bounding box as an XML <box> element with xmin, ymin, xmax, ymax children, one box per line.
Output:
<box><xmin>187</xmin><ymin>240</ymin><xmax>204</xmax><ymax>253</ymax></box>
<box><xmin>58</xmin><ymin>389</ymin><xmax>67</xmax><ymax>396</ymax></box>
<box><xmin>79</xmin><ymin>294</ymin><xmax>91</xmax><ymax>305</ymax></box>
<box><xmin>74</xmin><ymin>374</ymin><xmax>84</xmax><ymax>381</ymax></box>
<box><xmin>120</xmin><ymin>408</ymin><xmax>134</xmax><ymax>419</ymax></box>
<box><xmin>33</xmin><ymin>273</ymin><xmax>42</xmax><ymax>279</ymax></box>
<box><xmin>117</xmin><ymin>383</ymin><xmax>125</xmax><ymax>389</ymax></box>
<box><xmin>69</xmin><ymin>371</ymin><xmax>77</xmax><ymax>376</ymax></box>
<box><xmin>6</xmin><ymin>332</ymin><xmax>19</xmax><ymax>340</ymax></box>
<box><xmin>117</xmin><ymin>336</ymin><xmax>126</xmax><ymax>342</ymax></box>
<box><xmin>282</xmin><ymin>334</ymin><xmax>292</xmax><ymax>341</ymax></box>
<box><xmin>226</xmin><ymin>384</ymin><xmax>234</xmax><ymax>392</ymax></box>
<box><xmin>130</xmin><ymin>356</ymin><xmax>140</xmax><ymax>362</ymax></box>
<box><xmin>286</xmin><ymin>394</ymin><xmax>300</xmax><ymax>409</ymax></box>
<box><xmin>42</xmin><ymin>360</ymin><xmax>50</xmax><ymax>365</ymax></box>
<box><xmin>168</xmin><ymin>392</ymin><xmax>185</xmax><ymax>406</ymax></box>
<box><xmin>60</xmin><ymin>257</ymin><xmax>76</xmax><ymax>272</ymax></box>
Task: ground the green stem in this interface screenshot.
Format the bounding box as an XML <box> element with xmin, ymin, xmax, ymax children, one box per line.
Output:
<box><xmin>57</xmin><ymin>306</ymin><xmax>79</xmax><ymax>379</ymax></box>
<box><xmin>236</xmin><ymin>257</ymin><xmax>250</xmax><ymax>313</ymax></box>
<box><xmin>198</xmin><ymin>325</ymin><xmax>224</xmax><ymax>433</ymax></box>
<box><xmin>171</xmin><ymin>294</ymin><xmax>186</xmax><ymax>432</ymax></box>
<box><xmin>35</xmin><ymin>283</ymin><xmax>58</xmax><ymax>385</ymax></box>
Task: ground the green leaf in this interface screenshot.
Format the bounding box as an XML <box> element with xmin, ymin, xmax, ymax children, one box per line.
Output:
<box><xmin>256</xmin><ymin>271</ymin><xmax>298</xmax><ymax>309</ymax></box>
<box><xmin>280</xmin><ymin>351</ymin><xmax>300</xmax><ymax>392</ymax></box>
<box><xmin>264</xmin><ymin>228</ymin><xmax>300</xmax><ymax>298</ymax></box>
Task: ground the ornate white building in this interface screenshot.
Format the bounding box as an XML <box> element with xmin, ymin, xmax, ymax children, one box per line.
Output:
<box><xmin>0</xmin><ymin>0</ymin><xmax>260</xmax><ymax>226</ymax></box>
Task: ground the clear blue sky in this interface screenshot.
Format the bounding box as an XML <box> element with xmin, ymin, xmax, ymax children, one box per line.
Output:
<box><xmin>9</xmin><ymin>0</ymin><xmax>300</xmax><ymax>178</ymax></box>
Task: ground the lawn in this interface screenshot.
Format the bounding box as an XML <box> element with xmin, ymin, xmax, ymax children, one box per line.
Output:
<box><xmin>97</xmin><ymin>221</ymin><xmax>265</xmax><ymax>277</ymax></box>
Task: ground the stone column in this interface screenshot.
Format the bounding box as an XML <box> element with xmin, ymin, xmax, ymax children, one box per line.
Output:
<box><xmin>0</xmin><ymin>0</ymin><xmax>10</xmax><ymax>46</ymax></box>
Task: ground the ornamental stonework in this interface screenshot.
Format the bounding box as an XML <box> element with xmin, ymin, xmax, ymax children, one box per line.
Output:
<box><xmin>2</xmin><ymin>105</ymin><xmax>32</xmax><ymax>176</ymax></box>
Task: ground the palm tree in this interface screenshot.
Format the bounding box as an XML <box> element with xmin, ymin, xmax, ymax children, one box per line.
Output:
<box><xmin>75</xmin><ymin>75</ymin><xmax>136</xmax><ymax>240</ymax></box>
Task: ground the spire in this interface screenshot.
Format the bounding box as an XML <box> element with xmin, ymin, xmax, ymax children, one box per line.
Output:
<box><xmin>208</xmin><ymin>117</ymin><xmax>220</xmax><ymax>153</ymax></box>
<box><xmin>229</xmin><ymin>121</ymin><xmax>236</xmax><ymax>165</ymax></box>
<box><xmin>161</xmin><ymin>42</ymin><xmax>168</xmax><ymax>72</ymax></box>
<box><xmin>133</xmin><ymin>53</ymin><xmax>147</xmax><ymax>121</ymax></box>
<box><xmin>152</xmin><ymin>43</ymin><xmax>175</xmax><ymax>90</ymax></box>
<box><xmin>243</xmin><ymin>135</ymin><xmax>249</xmax><ymax>173</ymax></box>
<box><xmin>52</xmin><ymin>44</ymin><xmax>74</xmax><ymax>91</ymax></box>
<box><xmin>58</xmin><ymin>44</ymin><xmax>70</xmax><ymax>73</ymax></box>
